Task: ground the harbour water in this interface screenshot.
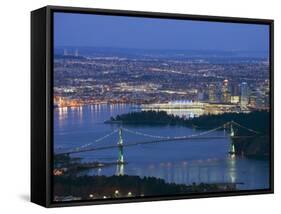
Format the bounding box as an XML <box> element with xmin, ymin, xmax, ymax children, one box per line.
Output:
<box><xmin>54</xmin><ymin>104</ymin><xmax>269</xmax><ymax>190</ymax></box>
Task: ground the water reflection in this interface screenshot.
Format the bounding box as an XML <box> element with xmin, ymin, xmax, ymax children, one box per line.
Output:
<box><xmin>227</xmin><ymin>156</ymin><xmax>237</xmax><ymax>183</ymax></box>
<box><xmin>57</xmin><ymin>107</ymin><xmax>68</xmax><ymax>128</ymax></box>
<box><xmin>58</xmin><ymin>106</ymin><xmax>68</xmax><ymax>119</ymax></box>
<box><xmin>54</xmin><ymin>104</ymin><xmax>269</xmax><ymax>190</ymax></box>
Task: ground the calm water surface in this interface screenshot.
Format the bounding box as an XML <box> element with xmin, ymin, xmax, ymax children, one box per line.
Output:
<box><xmin>54</xmin><ymin>104</ymin><xmax>269</xmax><ymax>190</ymax></box>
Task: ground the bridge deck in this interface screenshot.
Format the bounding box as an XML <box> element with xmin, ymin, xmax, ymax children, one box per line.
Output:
<box><xmin>55</xmin><ymin>135</ymin><xmax>256</xmax><ymax>155</ymax></box>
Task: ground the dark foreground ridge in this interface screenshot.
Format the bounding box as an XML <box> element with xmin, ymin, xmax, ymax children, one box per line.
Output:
<box><xmin>53</xmin><ymin>175</ymin><xmax>237</xmax><ymax>201</ymax></box>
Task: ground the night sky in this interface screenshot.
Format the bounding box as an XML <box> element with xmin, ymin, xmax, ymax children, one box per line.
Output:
<box><xmin>54</xmin><ymin>12</ymin><xmax>269</xmax><ymax>52</ymax></box>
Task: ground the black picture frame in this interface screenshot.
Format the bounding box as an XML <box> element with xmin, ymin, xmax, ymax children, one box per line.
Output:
<box><xmin>31</xmin><ymin>5</ymin><xmax>274</xmax><ymax>208</ymax></box>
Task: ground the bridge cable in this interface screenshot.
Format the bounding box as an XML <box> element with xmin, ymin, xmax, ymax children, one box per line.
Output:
<box><xmin>231</xmin><ymin>121</ymin><xmax>260</xmax><ymax>134</ymax></box>
<box><xmin>59</xmin><ymin>121</ymin><xmax>262</xmax><ymax>155</ymax></box>
<box><xmin>122</xmin><ymin>122</ymin><xmax>229</xmax><ymax>140</ymax></box>
<box><xmin>69</xmin><ymin>129</ymin><xmax>119</xmax><ymax>152</ymax></box>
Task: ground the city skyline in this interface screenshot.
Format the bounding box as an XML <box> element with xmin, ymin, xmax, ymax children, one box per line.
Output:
<box><xmin>53</xmin><ymin>47</ymin><xmax>269</xmax><ymax>113</ymax></box>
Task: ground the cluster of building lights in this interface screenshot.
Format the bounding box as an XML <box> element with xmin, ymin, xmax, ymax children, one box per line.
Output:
<box><xmin>88</xmin><ymin>190</ymin><xmax>134</xmax><ymax>199</ymax></box>
<box><xmin>205</xmin><ymin>79</ymin><xmax>269</xmax><ymax>110</ymax></box>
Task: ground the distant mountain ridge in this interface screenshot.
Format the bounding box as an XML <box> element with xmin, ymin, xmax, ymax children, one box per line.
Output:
<box><xmin>54</xmin><ymin>46</ymin><xmax>268</xmax><ymax>60</ymax></box>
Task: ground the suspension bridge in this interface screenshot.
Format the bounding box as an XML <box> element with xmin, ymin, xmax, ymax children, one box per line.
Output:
<box><xmin>55</xmin><ymin>121</ymin><xmax>260</xmax><ymax>164</ymax></box>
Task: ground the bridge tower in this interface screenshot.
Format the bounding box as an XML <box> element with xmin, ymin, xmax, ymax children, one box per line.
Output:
<box><xmin>117</xmin><ymin>128</ymin><xmax>124</xmax><ymax>164</ymax></box>
<box><xmin>230</xmin><ymin>121</ymin><xmax>235</xmax><ymax>137</ymax></box>
<box><xmin>229</xmin><ymin>121</ymin><xmax>236</xmax><ymax>155</ymax></box>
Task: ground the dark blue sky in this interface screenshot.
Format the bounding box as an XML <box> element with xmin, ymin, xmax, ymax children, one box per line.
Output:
<box><xmin>54</xmin><ymin>12</ymin><xmax>269</xmax><ymax>52</ymax></box>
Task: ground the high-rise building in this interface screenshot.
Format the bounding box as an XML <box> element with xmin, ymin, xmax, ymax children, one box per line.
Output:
<box><xmin>230</xmin><ymin>83</ymin><xmax>240</xmax><ymax>104</ymax></box>
<box><xmin>249</xmin><ymin>90</ymin><xmax>257</xmax><ymax>108</ymax></box>
<box><xmin>231</xmin><ymin>83</ymin><xmax>240</xmax><ymax>96</ymax></box>
<box><xmin>240</xmin><ymin>82</ymin><xmax>249</xmax><ymax>109</ymax></box>
<box><xmin>221</xmin><ymin>79</ymin><xmax>231</xmax><ymax>103</ymax></box>
<box><xmin>262</xmin><ymin>80</ymin><xmax>270</xmax><ymax>108</ymax></box>
<box><xmin>208</xmin><ymin>83</ymin><xmax>216</xmax><ymax>103</ymax></box>
<box><xmin>264</xmin><ymin>79</ymin><xmax>270</xmax><ymax>93</ymax></box>
<box><xmin>249</xmin><ymin>96</ymin><xmax>257</xmax><ymax>108</ymax></box>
